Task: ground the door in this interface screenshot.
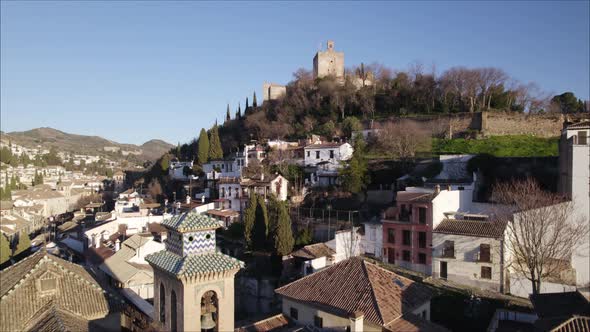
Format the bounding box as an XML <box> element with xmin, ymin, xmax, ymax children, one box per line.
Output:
<box><xmin>440</xmin><ymin>261</ymin><xmax>447</xmax><ymax>279</ymax></box>
<box><xmin>388</xmin><ymin>248</ymin><xmax>395</xmax><ymax>264</ymax></box>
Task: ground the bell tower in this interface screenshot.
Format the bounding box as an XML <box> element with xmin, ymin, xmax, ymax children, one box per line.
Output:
<box><xmin>146</xmin><ymin>211</ymin><xmax>243</xmax><ymax>332</ymax></box>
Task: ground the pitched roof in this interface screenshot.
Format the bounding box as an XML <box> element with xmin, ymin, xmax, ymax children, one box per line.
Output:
<box><xmin>99</xmin><ymin>234</ymin><xmax>157</xmax><ymax>284</ymax></box>
<box><xmin>384</xmin><ymin>313</ymin><xmax>450</xmax><ymax>332</ymax></box>
<box><xmin>396</xmin><ymin>191</ymin><xmax>438</xmax><ymax>203</ymax></box>
<box><xmin>23</xmin><ymin>302</ymin><xmax>90</xmax><ymax>332</ymax></box>
<box><xmin>304</xmin><ymin>142</ymin><xmax>346</xmax><ymax>149</ymax></box>
<box><xmin>530</xmin><ymin>291</ymin><xmax>590</xmax><ymax>319</ymax></box>
<box><xmin>291</xmin><ymin>243</ymin><xmax>335</xmax><ymax>260</ymax></box>
<box><xmin>566</xmin><ymin>120</ymin><xmax>590</xmax><ymax>130</ymax></box>
<box><xmin>161</xmin><ymin>211</ymin><xmax>220</xmax><ymax>232</ymax></box>
<box><xmin>275</xmin><ymin>257</ymin><xmax>434</xmax><ymax>327</ymax></box>
<box><xmin>0</xmin><ymin>251</ymin><xmax>109</xmax><ymax>331</ymax></box>
<box><xmin>434</xmin><ymin>219</ymin><xmax>507</xmax><ymax>238</ymax></box>
<box><xmin>236</xmin><ymin>314</ymin><xmax>291</xmax><ymax>332</ymax></box>
<box><xmin>146</xmin><ymin>250</ymin><xmax>243</xmax><ymax>277</ymax></box>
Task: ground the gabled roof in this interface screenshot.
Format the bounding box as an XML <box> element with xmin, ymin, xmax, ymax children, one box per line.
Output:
<box><xmin>434</xmin><ymin>219</ymin><xmax>507</xmax><ymax>238</ymax></box>
<box><xmin>291</xmin><ymin>243</ymin><xmax>335</xmax><ymax>260</ymax></box>
<box><xmin>530</xmin><ymin>291</ymin><xmax>590</xmax><ymax>319</ymax></box>
<box><xmin>23</xmin><ymin>301</ymin><xmax>90</xmax><ymax>332</ymax></box>
<box><xmin>304</xmin><ymin>142</ymin><xmax>347</xmax><ymax>149</ymax></box>
<box><xmin>275</xmin><ymin>257</ymin><xmax>434</xmax><ymax>327</ymax></box>
<box><xmin>565</xmin><ymin>120</ymin><xmax>590</xmax><ymax>130</ymax></box>
<box><xmin>161</xmin><ymin>211</ymin><xmax>220</xmax><ymax>232</ymax></box>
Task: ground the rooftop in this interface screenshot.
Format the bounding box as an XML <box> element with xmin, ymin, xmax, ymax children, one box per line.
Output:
<box><xmin>275</xmin><ymin>257</ymin><xmax>434</xmax><ymax>327</ymax></box>
<box><xmin>291</xmin><ymin>243</ymin><xmax>335</xmax><ymax>260</ymax></box>
<box><xmin>161</xmin><ymin>211</ymin><xmax>220</xmax><ymax>233</ymax></box>
<box><xmin>434</xmin><ymin>219</ymin><xmax>507</xmax><ymax>238</ymax></box>
<box><xmin>145</xmin><ymin>250</ymin><xmax>243</xmax><ymax>277</ymax></box>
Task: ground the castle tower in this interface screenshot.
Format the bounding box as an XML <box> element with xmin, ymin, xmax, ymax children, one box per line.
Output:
<box><xmin>146</xmin><ymin>212</ymin><xmax>243</xmax><ymax>332</ymax></box>
<box><xmin>313</xmin><ymin>40</ymin><xmax>345</xmax><ymax>79</ymax></box>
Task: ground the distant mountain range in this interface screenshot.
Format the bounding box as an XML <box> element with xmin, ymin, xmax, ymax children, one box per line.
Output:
<box><xmin>0</xmin><ymin>127</ymin><xmax>173</xmax><ymax>161</ymax></box>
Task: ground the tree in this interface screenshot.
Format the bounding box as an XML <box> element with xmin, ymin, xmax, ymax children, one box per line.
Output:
<box><xmin>0</xmin><ymin>233</ymin><xmax>10</xmax><ymax>265</ymax></box>
<box><xmin>226</xmin><ymin>104</ymin><xmax>231</xmax><ymax>123</ymax></box>
<box><xmin>551</xmin><ymin>92</ymin><xmax>585</xmax><ymax>113</ymax></box>
<box><xmin>245</xmin><ymin>97</ymin><xmax>249</xmax><ymax>111</ymax></box>
<box><xmin>160</xmin><ymin>154</ymin><xmax>170</xmax><ymax>173</ymax></box>
<box><xmin>342</xmin><ymin>117</ymin><xmax>362</xmax><ymax>138</ymax></box>
<box><xmin>252</xmin><ymin>91</ymin><xmax>258</xmax><ymax>108</ymax></box>
<box><xmin>339</xmin><ymin>136</ymin><xmax>369</xmax><ymax>194</ymax></box>
<box><xmin>208</xmin><ymin>124</ymin><xmax>223</xmax><ymax>160</ymax></box>
<box><xmin>197</xmin><ymin>128</ymin><xmax>209</xmax><ymax>165</ymax></box>
<box><xmin>273</xmin><ymin>200</ymin><xmax>294</xmax><ymax>256</ymax></box>
<box><xmin>492</xmin><ymin>178</ymin><xmax>589</xmax><ymax>295</ymax></box>
<box><xmin>376</xmin><ymin>120</ymin><xmax>430</xmax><ymax>162</ymax></box>
<box><xmin>295</xmin><ymin>228</ymin><xmax>313</xmax><ymax>246</ymax></box>
<box><xmin>251</xmin><ymin>194</ymin><xmax>269</xmax><ymax>251</ymax></box>
<box><xmin>148</xmin><ymin>178</ymin><xmax>163</xmax><ymax>201</ymax></box>
<box><xmin>14</xmin><ymin>232</ymin><xmax>30</xmax><ymax>256</ymax></box>
<box><xmin>243</xmin><ymin>193</ymin><xmax>257</xmax><ymax>248</ymax></box>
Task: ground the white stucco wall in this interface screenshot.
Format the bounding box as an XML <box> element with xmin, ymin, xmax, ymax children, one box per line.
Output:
<box><xmin>362</xmin><ymin>223</ymin><xmax>383</xmax><ymax>259</ymax></box>
<box><xmin>304</xmin><ymin>143</ymin><xmax>353</xmax><ymax>167</ymax></box>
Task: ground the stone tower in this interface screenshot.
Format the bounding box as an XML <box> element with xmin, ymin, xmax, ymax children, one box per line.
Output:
<box><xmin>146</xmin><ymin>211</ymin><xmax>243</xmax><ymax>332</ymax></box>
<box><xmin>313</xmin><ymin>40</ymin><xmax>345</xmax><ymax>79</ymax></box>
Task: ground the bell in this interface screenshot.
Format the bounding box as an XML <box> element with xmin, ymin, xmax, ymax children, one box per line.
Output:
<box><xmin>200</xmin><ymin>312</ymin><xmax>216</xmax><ymax>331</ymax></box>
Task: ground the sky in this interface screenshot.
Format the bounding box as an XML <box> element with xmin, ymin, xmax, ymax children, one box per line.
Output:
<box><xmin>1</xmin><ymin>1</ymin><xmax>589</xmax><ymax>145</ymax></box>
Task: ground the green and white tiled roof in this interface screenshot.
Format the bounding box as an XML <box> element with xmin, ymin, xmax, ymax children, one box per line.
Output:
<box><xmin>145</xmin><ymin>250</ymin><xmax>243</xmax><ymax>277</ymax></box>
<box><xmin>162</xmin><ymin>211</ymin><xmax>220</xmax><ymax>232</ymax></box>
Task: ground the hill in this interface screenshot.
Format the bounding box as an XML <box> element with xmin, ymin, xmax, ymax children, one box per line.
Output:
<box><xmin>2</xmin><ymin>127</ymin><xmax>172</xmax><ymax>162</ymax></box>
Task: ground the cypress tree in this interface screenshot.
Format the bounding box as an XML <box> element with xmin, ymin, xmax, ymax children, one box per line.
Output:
<box><xmin>4</xmin><ymin>186</ymin><xmax>11</xmax><ymax>201</ymax></box>
<box><xmin>226</xmin><ymin>104</ymin><xmax>231</xmax><ymax>122</ymax></box>
<box><xmin>0</xmin><ymin>233</ymin><xmax>10</xmax><ymax>265</ymax></box>
<box><xmin>243</xmin><ymin>193</ymin><xmax>258</xmax><ymax>248</ymax></box>
<box><xmin>0</xmin><ymin>187</ymin><xmax>4</xmax><ymax>201</ymax></box>
<box><xmin>252</xmin><ymin>91</ymin><xmax>258</xmax><ymax>108</ymax></box>
<box><xmin>273</xmin><ymin>201</ymin><xmax>294</xmax><ymax>256</ymax></box>
<box><xmin>208</xmin><ymin>124</ymin><xmax>223</xmax><ymax>160</ymax></box>
<box><xmin>245</xmin><ymin>97</ymin><xmax>249</xmax><ymax>110</ymax></box>
<box><xmin>14</xmin><ymin>232</ymin><xmax>30</xmax><ymax>256</ymax></box>
<box><xmin>251</xmin><ymin>194</ymin><xmax>268</xmax><ymax>251</ymax></box>
<box><xmin>197</xmin><ymin>128</ymin><xmax>209</xmax><ymax>164</ymax></box>
<box><xmin>238</xmin><ymin>102</ymin><xmax>241</xmax><ymax>117</ymax></box>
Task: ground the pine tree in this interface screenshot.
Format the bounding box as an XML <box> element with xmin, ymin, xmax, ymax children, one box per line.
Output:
<box><xmin>0</xmin><ymin>233</ymin><xmax>10</xmax><ymax>265</ymax></box>
<box><xmin>273</xmin><ymin>200</ymin><xmax>294</xmax><ymax>256</ymax></box>
<box><xmin>252</xmin><ymin>91</ymin><xmax>258</xmax><ymax>108</ymax></box>
<box><xmin>251</xmin><ymin>194</ymin><xmax>268</xmax><ymax>251</ymax></box>
<box><xmin>243</xmin><ymin>193</ymin><xmax>258</xmax><ymax>248</ymax></box>
<box><xmin>14</xmin><ymin>232</ymin><xmax>30</xmax><ymax>256</ymax></box>
<box><xmin>226</xmin><ymin>104</ymin><xmax>231</xmax><ymax>123</ymax></box>
<box><xmin>197</xmin><ymin>128</ymin><xmax>209</xmax><ymax>164</ymax></box>
<box><xmin>208</xmin><ymin>124</ymin><xmax>223</xmax><ymax>160</ymax></box>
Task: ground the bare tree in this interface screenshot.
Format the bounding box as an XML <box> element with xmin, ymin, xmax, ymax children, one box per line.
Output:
<box><xmin>376</xmin><ymin>120</ymin><xmax>431</xmax><ymax>161</ymax></box>
<box><xmin>492</xmin><ymin>178</ymin><xmax>589</xmax><ymax>295</ymax></box>
<box><xmin>267</xmin><ymin>148</ymin><xmax>294</xmax><ymax>176</ymax></box>
<box><xmin>148</xmin><ymin>178</ymin><xmax>163</xmax><ymax>200</ymax></box>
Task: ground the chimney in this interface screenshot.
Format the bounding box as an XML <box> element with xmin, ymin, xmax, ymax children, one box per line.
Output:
<box><xmin>186</xmin><ymin>195</ymin><xmax>191</xmax><ymax>204</ymax></box>
<box><xmin>115</xmin><ymin>238</ymin><xmax>121</xmax><ymax>251</ymax></box>
<box><xmin>447</xmin><ymin>184</ymin><xmax>452</xmax><ymax>191</ymax></box>
<box><xmin>94</xmin><ymin>235</ymin><xmax>100</xmax><ymax>249</ymax></box>
<box><xmin>349</xmin><ymin>311</ymin><xmax>364</xmax><ymax>332</ymax></box>
<box><xmin>434</xmin><ymin>184</ymin><xmax>441</xmax><ymax>194</ymax></box>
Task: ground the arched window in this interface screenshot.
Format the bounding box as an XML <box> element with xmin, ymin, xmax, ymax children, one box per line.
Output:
<box><xmin>159</xmin><ymin>283</ymin><xmax>166</xmax><ymax>323</ymax></box>
<box><xmin>171</xmin><ymin>290</ymin><xmax>177</xmax><ymax>332</ymax></box>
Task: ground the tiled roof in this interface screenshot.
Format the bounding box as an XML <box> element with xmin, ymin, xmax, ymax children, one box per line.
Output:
<box><xmin>304</xmin><ymin>142</ymin><xmax>345</xmax><ymax>149</ymax></box>
<box><xmin>396</xmin><ymin>191</ymin><xmax>438</xmax><ymax>203</ymax></box>
<box><xmin>23</xmin><ymin>302</ymin><xmax>90</xmax><ymax>332</ymax></box>
<box><xmin>146</xmin><ymin>250</ymin><xmax>243</xmax><ymax>277</ymax></box>
<box><xmin>530</xmin><ymin>291</ymin><xmax>590</xmax><ymax>319</ymax></box>
<box><xmin>161</xmin><ymin>211</ymin><xmax>220</xmax><ymax>232</ymax></box>
<box><xmin>291</xmin><ymin>243</ymin><xmax>335</xmax><ymax>260</ymax></box>
<box><xmin>0</xmin><ymin>250</ymin><xmax>109</xmax><ymax>331</ymax></box>
<box><xmin>384</xmin><ymin>313</ymin><xmax>450</xmax><ymax>332</ymax></box>
<box><xmin>275</xmin><ymin>257</ymin><xmax>434</xmax><ymax>327</ymax></box>
<box><xmin>434</xmin><ymin>219</ymin><xmax>507</xmax><ymax>238</ymax></box>
<box><xmin>236</xmin><ymin>314</ymin><xmax>291</xmax><ymax>332</ymax></box>
<box><xmin>566</xmin><ymin>120</ymin><xmax>590</xmax><ymax>130</ymax></box>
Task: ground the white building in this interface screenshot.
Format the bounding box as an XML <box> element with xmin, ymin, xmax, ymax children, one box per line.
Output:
<box><xmin>217</xmin><ymin>174</ymin><xmax>289</xmax><ymax>213</ymax></box>
<box><xmin>99</xmin><ymin>233</ymin><xmax>165</xmax><ymax>299</ymax></box>
<box><xmin>303</xmin><ymin>142</ymin><xmax>353</xmax><ymax>187</ymax></box>
<box><xmin>362</xmin><ymin>219</ymin><xmax>383</xmax><ymax>259</ymax></box>
<box><xmin>432</xmin><ymin>214</ymin><xmax>507</xmax><ymax>292</ymax></box>
<box><xmin>168</xmin><ymin>160</ymin><xmax>194</xmax><ymax>181</ymax></box>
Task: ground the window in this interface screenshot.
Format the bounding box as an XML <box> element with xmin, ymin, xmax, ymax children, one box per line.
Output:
<box><xmin>402</xmin><ymin>250</ymin><xmax>411</xmax><ymax>262</ymax></box>
<box><xmin>479</xmin><ymin>244</ymin><xmax>491</xmax><ymax>262</ymax></box>
<box><xmin>579</xmin><ymin>131</ymin><xmax>588</xmax><ymax>145</ymax></box>
<box><xmin>290</xmin><ymin>307</ymin><xmax>298</xmax><ymax>320</ymax></box>
<box><xmin>316</xmin><ymin>151</ymin><xmax>320</xmax><ymax>159</ymax></box>
<box><xmin>418</xmin><ymin>207</ymin><xmax>427</xmax><ymax>224</ymax></box>
<box><xmin>387</xmin><ymin>229</ymin><xmax>395</xmax><ymax>243</ymax></box>
<box><xmin>442</xmin><ymin>240</ymin><xmax>455</xmax><ymax>258</ymax></box>
<box><xmin>481</xmin><ymin>266</ymin><xmax>492</xmax><ymax>279</ymax></box>
<box><xmin>418</xmin><ymin>253</ymin><xmax>427</xmax><ymax>264</ymax></box>
<box><xmin>314</xmin><ymin>315</ymin><xmax>323</xmax><ymax>328</ymax></box>
<box><xmin>307</xmin><ymin>151</ymin><xmax>310</xmax><ymax>157</ymax></box>
<box><xmin>421</xmin><ymin>310</ymin><xmax>427</xmax><ymax>319</ymax></box>
<box><xmin>400</xmin><ymin>204</ymin><xmax>410</xmax><ymax>222</ymax></box>
<box><xmin>329</xmin><ymin>150</ymin><xmax>334</xmax><ymax>159</ymax></box>
<box><xmin>159</xmin><ymin>283</ymin><xmax>166</xmax><ymax>323</ymax></box>
<box><xmin>418</xmin><ymin>232</ymin><xmax>426</xmax><ymax>248</ymax></box>
<box><xmin>402</xmin><ymin>230</ymin><xmax>411</xmax><ymax>246</ymax></box>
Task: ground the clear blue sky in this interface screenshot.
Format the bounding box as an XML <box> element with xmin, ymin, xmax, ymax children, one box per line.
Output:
<box><xmin>1</xmin><ymin>1</ymin><xmax>589</xmax><ymax>145</ymax></box>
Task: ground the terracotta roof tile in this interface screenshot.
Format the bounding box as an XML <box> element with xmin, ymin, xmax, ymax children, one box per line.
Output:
<box><xmin>275</xmin><ymin>257</ymin><xmax>434</xmax><ymax>326</ymax></box>
<box><xmin>291</xmin><ymin>243</ymin><xmax>335</xmax><ymax>260</ymax></box>
<box><xmin>434</xmin><ymin>219</ymin><xmax>507</xmax><ymax>238</ymax></box>
<box><xmin>384</xmin><ymin>313</ymin><xmax>450</xmax><ymax>332</ymax></box>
